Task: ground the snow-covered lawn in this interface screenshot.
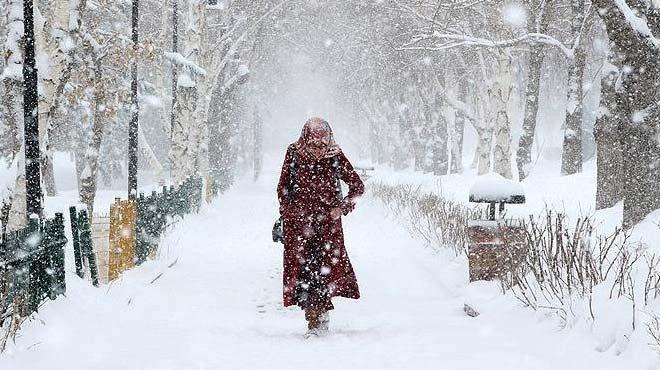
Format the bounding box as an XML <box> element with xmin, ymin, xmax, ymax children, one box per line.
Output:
<box><xmin>1</xmin><ymin>167</ymin><xmax>656</xmax><ymax>369</ymax></box>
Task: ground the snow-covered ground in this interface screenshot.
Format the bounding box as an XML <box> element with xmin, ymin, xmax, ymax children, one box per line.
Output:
<box><xmin>1</xmin><ymin>162</ymin><xmax>658</xmax><ymax>369</ymax></box>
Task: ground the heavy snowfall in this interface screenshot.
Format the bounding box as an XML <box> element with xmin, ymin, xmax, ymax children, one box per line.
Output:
<box><xmin>1</xmin><ymin>1</ymin><xmax>660</xmax><ymax>369</ymax></box>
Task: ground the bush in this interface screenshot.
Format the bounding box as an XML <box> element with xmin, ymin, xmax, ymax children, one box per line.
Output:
<box><xmin>370</xmin><ymin>181</ymin><xmax>660</xmax><ymax>345</ymax></box>
<box><xmin>370</xmin><ymin>182</ymin><xmax>484</xmax><ymax>256</ymax></box>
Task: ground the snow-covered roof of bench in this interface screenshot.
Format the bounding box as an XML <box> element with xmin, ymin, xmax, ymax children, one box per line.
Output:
<box><xmin>469</xmin><ymin>173</ymin><xmax>525</xmax><ymax>204</ymax></box>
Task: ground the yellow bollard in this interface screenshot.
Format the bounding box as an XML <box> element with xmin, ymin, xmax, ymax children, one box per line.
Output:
<box><xmin>108</xmin><ymin>199</ymin><xmax>137</xmax><ymax>281</ymax></box>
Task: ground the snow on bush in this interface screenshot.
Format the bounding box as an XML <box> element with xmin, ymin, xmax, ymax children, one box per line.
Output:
<box><xmin>370</xmin><ymin>181</ymin><xmax>484</xmax><ymax>255</ymax></box>
<box><xmin>371</xmin><ymin>180</ymin><xmax>660</xmax><ymax>356</ymax></box>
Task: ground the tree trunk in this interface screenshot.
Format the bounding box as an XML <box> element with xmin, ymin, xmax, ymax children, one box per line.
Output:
<box><xmin>6</xmin><ymin>148</ymin><xmax>27</xmax><ymax>232</ymax></box>
<box><xmin>41</xmin><ymin>156</ymin><xmax>57</xmax><ymax>196</ymax></box>
<box><xmin>412</xmin><ymin>108</ymin><xmax>426</xmax><ymax>172</ymax></box>
<box><xmin>253</xmin><ymin>108</ymin><xmax>262</xmax><ymax>182</ymax></box>
<box><xmin>561</xmin><ymin>47</ymin><xmax>586</xmax><ymax>175</ymax></box>
<box><xmin>211</xmin><ymin>92</ymin><xmax>237</xmax><ymax>192</ymax></box>
<box><xmin>5</xmin><ymin>0</ymin><xmax>27</xmax><ymax>232</ymax></box>
<box><xmin>592</xmin><ymin>0</ymin><xmax>660</xmax><ymax>228</ymax></box>
<box><xmin>450</xmin><ymin>82</ymin><xmax>465</xmax><ymax>174</ymax></box>
<box><xmin>476</xmin><ymin>125</ymin><xmax>493</xmax><ymax>176</ymax></box>
<box><xmin>517</xmin><ymin>1</ymin><xmax>552</xmax><ymax>180</ymax></box>
<box><xmin>79</xmin><ymin>49</ymin><xmax>107</xmax><ymax>216</ymax></box>
<box><xmin>170</xmin><ymin>0</ymin><xmax>207</xmax><ymax>184</ymax></box>
<box><xmin>392</xmin><ymin>97</ymin><xmax>411</xmax><ymax>170</ymax></box>
<box><xmin>472</xmin><ymin>55</ymin><xmax>494</xmax><ymax>174</ymax></box>
<box><xmin>561</xmin><ymin>0</ymin><xmax>587</xmax><ymax>176</ymax></box>
<box><xmin>431</xmin><ymin>94</ymin><xmax>449</xmax><ymax>175</ymax></box>
<box><xmin>517</xmin><ymin>45</ymin><xmax>543</xmax><ymax>179</ymax></box>
<box><xmin>208</xmin><ymin>85</ymin><xmax>223</xmax><ymax>192</ymax></box>
<box><xmin>594</xmin><ymin>60</ymin><xmax>623</xmax><ymax>210</ymax></box>
<box><xmin>492</xmin><ymin>54</ymin><xmax>514</xmax><ymax>179</ymax></box>
<box><xmin>171</xmin><ymin>82</ymin><xmax>198</xmax><ymax>184</ymax></box>
<box><xmin>1</xmin><ymin>79</ymin><xmax>21</xmax><ymax>162</ymax></box>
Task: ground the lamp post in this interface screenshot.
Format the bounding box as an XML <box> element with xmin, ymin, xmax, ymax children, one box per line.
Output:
<box><xmin>128</xmin><ymin>0</ymin><xmax>139</xmax><ymax>199</ymax></box>
<box><xmin>23</xmin><ymin>0</ymin><xmax>42</xmax><ymax>219</ymax></box>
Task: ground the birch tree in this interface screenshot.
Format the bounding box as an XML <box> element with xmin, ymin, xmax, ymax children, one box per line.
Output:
<box><xmin>491</xmin><ymin>51</ymin><xmax>514</xmax><ymax>179</ymax></box>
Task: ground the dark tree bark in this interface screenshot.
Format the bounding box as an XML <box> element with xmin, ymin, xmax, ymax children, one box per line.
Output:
<box><xmin>411</xmin><ymin>88</ymin><xmax>427</xmax><ymax>172</ymax></box>
<box><xmin>430</xmin><ymin>93</ymin><xmax>449</xmax><ymax>176</ymax></box>
<box><xmin>561</xmin><ymin>0</ymin><xmax>587</xmax><ymax>176</ymax></box>
<box><xmin>592</xmin><ymin>0</ymin><xmax>660</xmax><ymax>228</ymax></box>
<box><xmin>127</xmin><ymin>0</ymin><xmax>139</xmax><ymax>199</ymax></box>
<box><xmin>23</xmin><ymin>0</ymin><xmax>42</xmax><ymax>218</ymax></box>
<box><xmin>412</xmin><ymin>109</ymin><xmax>426</xmax><ymax>172</ymax></box>
<box><xmin>170</xmin><ymin>0</ymin><xmax>179</xmax><ymax>141</ymax></box>
<box><xmin>594</xmin><ymin>54</ymin><xmax>623</xmax><ymax>210</ymax></box>
<box><xmin>450</xmin><ymin>82</ymin><xmax>465</xmax><ymax>174</ymax></box>
<box><xmin>392</xmin><ymin>95</ymin><xmax>411</xmax><ymax>170</ymax></box>
<box><xmin>561</xmin><ymin>47</ymin><xmax>586</xmax><ymax>175</ymax></box>
<box><xmin>368</xmin><ymin>116</ymin><xmax>385</xmax><ymax>164</ymax></box>
<box><xmin>517</xmin><ymin>0</ymin><xmax>553</xmax><ymax>180</ymax></box>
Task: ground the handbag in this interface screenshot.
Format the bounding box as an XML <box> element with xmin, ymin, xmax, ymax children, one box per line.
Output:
<box><xmin>272</xmin><ymin>216</ymin><xmax>284</xmax><ymax>243</ymax></box>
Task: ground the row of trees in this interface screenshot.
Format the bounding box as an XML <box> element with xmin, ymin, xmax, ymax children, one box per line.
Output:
<box><xmin>255</xmin><ymin>0</ymin><xmax>656</xmax><ymax>228</ymax></box>
<box><xmin>0</xmin><ymin>0</ymin><xmax>657</xmax><ymax>229</ymax></box>
<box><xmin>0</xmin><ymin>0</ymin><xmax>285</xmax><ymax>229</ymax></box>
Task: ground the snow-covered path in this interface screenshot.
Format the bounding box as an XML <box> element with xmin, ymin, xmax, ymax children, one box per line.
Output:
<box><xmin>0</xmin><ymin>175</ymin><xmax>640</xmax><ymax>370</ymax></box>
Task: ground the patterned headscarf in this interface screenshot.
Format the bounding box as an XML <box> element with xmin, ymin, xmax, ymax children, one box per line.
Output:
<box><xmin>295</xmin><ymin>117</ymin><xmax>341</xmax><ymax>159</ymax></box>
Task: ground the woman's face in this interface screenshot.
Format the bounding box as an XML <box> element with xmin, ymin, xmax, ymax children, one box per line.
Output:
<box><xmin>306</xmin><ymin>137</ymin><xmax>329</xmax><ymax>159</ymax></box>
<box><xmin>302</xmin><ymin>120</ymin><xmax>332</xmax><ymax>159</ymax></box>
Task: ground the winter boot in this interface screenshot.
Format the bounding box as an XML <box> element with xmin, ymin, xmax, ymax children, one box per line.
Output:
<box><xmin>318</xmin><ymin>311</ymin><xmax>329</xmax><ymax>332</ymax></box>
<box><xmin>305</xmin><ymin>307</ymin><xmax>321</xmax><ymax>331</ymax></box>
<box><xmin>304</xmin><ymin>307</ymin><xmax>323</xmax><ymax>338</ymax></box>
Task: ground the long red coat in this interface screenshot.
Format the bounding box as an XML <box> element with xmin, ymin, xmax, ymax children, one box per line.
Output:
<box><xmin>277</xmin><ymin>144</ymin><xmax>365</xmax><ymax>307</ymax></box>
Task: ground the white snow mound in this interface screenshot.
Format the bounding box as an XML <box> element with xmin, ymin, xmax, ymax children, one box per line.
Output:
<box><xmin>469</xmin><ymin>172</ymin><xmax>525</xmax><ymax>203</ymax></box>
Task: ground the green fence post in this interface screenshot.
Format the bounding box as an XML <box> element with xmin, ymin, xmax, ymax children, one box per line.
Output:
<box><xmin>41</xmin><ymin>218</ymin><xmax>57</xmax><ymax>300</ymax></box>
<box><xmin>79</xmin><ymin>210</ymin><xmax>99</xmax><ymax>287</ymax></box>
<box><xmin>148</xmin><ymin>190</ymin><xmax>160</xmax><ymax>255</ymax></box>
<box><xmin>136</xmin><ymin>193</ymin><xmax>148</xmax><ymax>265</ymax></box>
<box><xmin>49</xmin><ymin>213</ymin><xmax>67</xmax><ymax>297</ymax></box>
<box><xmin>25</xmin><ymin>217</ymin><xmax>44</xmax><ymax>315</ymax></box>
<box><xmin>69</xmin><ymin>206</ymin><xmax>83</xmax><ymax>278</ymax></box>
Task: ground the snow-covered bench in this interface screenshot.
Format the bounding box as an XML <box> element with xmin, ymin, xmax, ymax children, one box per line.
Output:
<box><xmin>469</xmin><ymin>173</ymin><xmax>525</xmax><ymax>221</ymax></box>
<box><xmin>467</xmin><ymin>173</ymin><xmax>527</xmax><ymax>284</ymax></box>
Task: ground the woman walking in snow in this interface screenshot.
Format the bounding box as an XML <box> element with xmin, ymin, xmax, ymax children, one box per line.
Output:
<box><xmin>277</xmin><ymin>117</ymin><xmax>364</xmax><ymax>337</ymax></box>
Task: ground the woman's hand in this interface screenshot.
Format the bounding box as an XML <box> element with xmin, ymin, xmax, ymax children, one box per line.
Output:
<box><xmin>340</xmin><ymin>197</ymin><xmax>356</xmax><ymax>215</ymax></box>
<box><xmin>330</xmin><ymin>207</ymin><xmax>342</xmax><ymax>220</ymax></box>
